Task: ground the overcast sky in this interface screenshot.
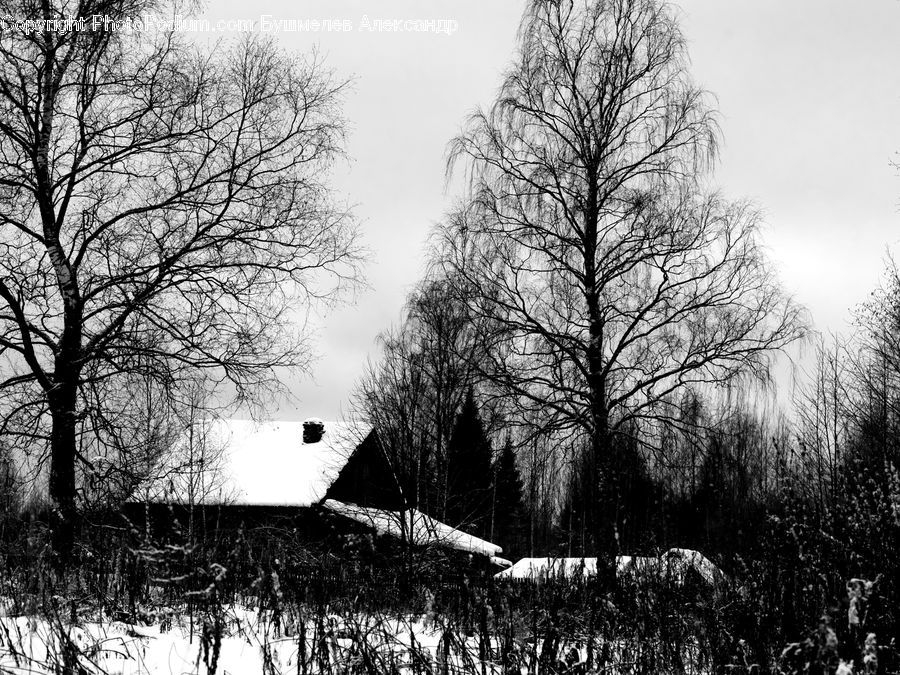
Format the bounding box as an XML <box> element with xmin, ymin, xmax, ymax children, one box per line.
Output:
<box><xmin>197</xmin><ymin>1</ymin><xmax>900</xmax><ymax>422</ymax></box>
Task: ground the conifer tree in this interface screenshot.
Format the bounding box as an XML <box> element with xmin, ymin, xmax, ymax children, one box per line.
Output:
<box><xmin>446</xmin><ymin>390</ymin><xmax>494</xmax><ymax>538</ymax></box>
<box><xmin>492</xmin><ymin>438</ymin><xmax>527</xmax><ymax>557</ymax></box>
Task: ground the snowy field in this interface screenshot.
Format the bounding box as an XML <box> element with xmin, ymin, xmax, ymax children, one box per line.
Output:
<box><xmin>0</xmin><ymin>605</ymin><xmax>500</xmax><ymax>674</ymax></box>
<box><xmin>0</xmin><ymin>601</ymin><xmax>710</xmax><ymax>674</ymax></box>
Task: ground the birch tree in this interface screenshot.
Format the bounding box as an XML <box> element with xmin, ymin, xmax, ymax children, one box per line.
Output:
<box><xmin>440</xmin><ymin>0</ymin><xmax>805</xmax><ymax>572</ymax></box>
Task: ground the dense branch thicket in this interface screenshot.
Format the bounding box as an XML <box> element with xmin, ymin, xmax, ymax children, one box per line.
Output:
<box><xmin>352</xmin><ymin>277</ymin><xmax>488</xmax><ymax>519</ymax></box>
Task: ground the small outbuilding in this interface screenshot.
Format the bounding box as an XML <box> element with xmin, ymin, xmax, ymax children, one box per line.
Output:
<box><xmin>494</xmin><ymin>549</ymin><xmax>726</xmax><ymax>587</ymax></box>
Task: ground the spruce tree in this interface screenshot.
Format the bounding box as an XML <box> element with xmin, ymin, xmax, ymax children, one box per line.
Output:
<box><xmin>446</xmin><ymin>389</ymin><xmax>494</xmax><ymax>538</ymax></box>
<box><xmin>492</xmin><ymin>438</ymin><xmax>527</xmax><ymax>558</ymax></box>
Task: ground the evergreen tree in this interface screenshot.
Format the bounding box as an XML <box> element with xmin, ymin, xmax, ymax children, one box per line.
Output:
<box><xmin>446</xmin><ymin>390</ymin><xmax>494</xmax><ymax>538</ymax></box>
<box><xmin>492</xmin><ymin>438</ymin><xmax>527</xmax><ymax>558</ymax></box>
<box><xmin>558</xmin><ymin>430</ymin><xmax>661</xmax><ymax>556</ymax></box>
<box><xmin>611</xmin><ymin>432</ymin><xmax>662</xmax><ymax>552</ymax></box>
<box><xmin>558</xmin><ymin>447</ymin><xmax>594</xmax><ymax>556</ymax></box>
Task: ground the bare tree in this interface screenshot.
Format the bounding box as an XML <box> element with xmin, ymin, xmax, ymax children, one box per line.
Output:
<box><xmin>793</xmin><ymin>335</ymin><xmax>853</xmax><ymax>509</ymax></box>
<box><xmin>439</xmin><ymin>0</ymin><xmax>805</xmax><ymax>572</ymax></box>
<box><xmin>79</xmin><ymin>368</ymin><xmax>183</xmax><ymax>510</ymax></box>
<box><xmin>793</xmin><ymin>261</ymin><xmax>900</xmax><ymax>505</ymax></box>
<box><xmin>0</xmin><ymin>0</ymin><xmax>362</xmax><ymax>553</ymax></box>
<box><xmin>828</xmin><ymin>259</ymin><xmax>900</xmax><ymax>474</ymax></box>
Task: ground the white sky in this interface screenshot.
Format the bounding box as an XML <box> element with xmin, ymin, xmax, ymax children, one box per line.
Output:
<box><xmin>197</xmin><ymin>1</ymin><xmax>900</xmax><ymax>421</ymax></box>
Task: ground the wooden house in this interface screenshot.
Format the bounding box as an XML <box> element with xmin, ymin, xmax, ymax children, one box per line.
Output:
<box><xmin>128</xmin><ymin>417</ymin><xmax>505</xmax><ymax>567</ymax></box>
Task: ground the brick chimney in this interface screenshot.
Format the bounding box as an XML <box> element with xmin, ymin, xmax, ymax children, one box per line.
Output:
<box><xmin>303</xmin><ymin>418</ymin><xmax>325</xmax><ymax>444</ymax></box>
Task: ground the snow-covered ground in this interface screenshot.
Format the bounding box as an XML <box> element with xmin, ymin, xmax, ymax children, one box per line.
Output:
<box><xmin>0</xmin><ymin>602</ymin><xmax>711</xmax><ymax>674</ymax></box>
<box><xmin>0</xmin><ymin>605</ymin><xmax>498</xmax><ymax>674</ymax></box>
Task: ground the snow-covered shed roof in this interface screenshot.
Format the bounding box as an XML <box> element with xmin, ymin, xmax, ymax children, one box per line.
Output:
<box><xmin>495</xmin><ymin>549</ymin><xmax>726</xmax><ymax>585</ymax></box>
<box><xmin>135</xmin><ymin>418</ymin><xmax>364</xmax><ymax>507</ymax></box>
<box><xmin>494</xmin><ymin>557</ymin><xmax>608</xmax><ymax>580</ymax></box>
<box><xmin>663</xmin><ymin>548</ymin><xmax>727</xmax><ymax>586</ymax></box>
<box><xmin>323</xmin><ymin>499</ymin><xmax>503</xmax><ymax>559</ymax></box>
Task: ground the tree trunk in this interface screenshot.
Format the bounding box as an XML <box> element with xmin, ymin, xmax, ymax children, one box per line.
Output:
<box><xmin>588</xmin><ymin>412</ymin><xmax>618</xmax><ymax>584</ymax></box>
<box><xmin>48</xmin><ymin>381</ymin><xmax>79</xmax><ymax>559</ymax></box>
<box><xmin>44</xmin><ymin>236</ymin><xmax>84</xmax><ymax>560</ymax></box>
<box><xmin>584</xmin><ymin>175</ymin><xmax>618</xmax><ymax>589</ymax></box>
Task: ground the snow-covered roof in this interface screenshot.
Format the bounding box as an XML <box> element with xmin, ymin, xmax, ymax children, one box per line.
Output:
<box><xmin>323</xmin><ymin>499</ymin><xmax>503</xmax><ymax>558</ymax></box>
<box><xmin>495</xmin><ymin>557</ymin><xmax>596</xmax><ymax>580</ymax></box>
<box><xmin>662</xmin><ymin>548</ymin><xmax>727</xmax><ymax>586</ymax></box>
<box><xmin>135</xmin><ymin>418</ymin><xmax>364</xmax><ymax>507</ymax></box>
<box><xmin>493</xmin><ymin>557</ymin><xmax>635</xmax><ymax>580</ymax></box>
<box><xmin>495</xmin><ymin>549</ymin><xmax>725</xmax><ymax>585</ymax></box>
